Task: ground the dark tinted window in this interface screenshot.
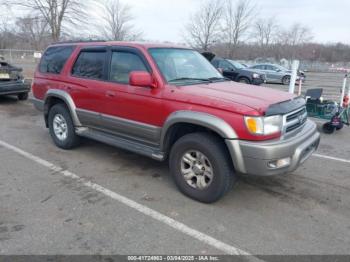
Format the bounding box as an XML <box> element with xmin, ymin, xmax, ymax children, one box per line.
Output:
<box><xmin>110</xmin><ymin>52</ymin><xmax>148</xmax><ymax>83</ymax></box>
<box><xmin>72</xmin><ymin>51</ymin><xmax>106</xmax><ymax>79</ymax></box>
<box><xmin>219</xmin><ymin>60</ymin><xmax>234</xmax><ymax>70</ymax></box>
<box><xmin>211</xmin><ymin>59</ymin><xmax>219</xmax><ymax>67</ymax></box>
<box><xmin>39</xmin><ymin>46</ymin><xmax>75</xmax><ymax>74</ymax></box>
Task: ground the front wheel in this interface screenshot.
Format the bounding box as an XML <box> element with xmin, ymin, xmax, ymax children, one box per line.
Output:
<box><xmin>169</xmin><ymin>133</ymin><xmax>236</xmax><ymax>203</ymax></box>
<box><xmin>238</xmin><ymin>77</ymin><xmax>250</xmax><ymax>84</ymax></box>
<box><xmin>48</xmin><ymin>103</ymin><xmax>80</xmax><ymax>149</ymax></box>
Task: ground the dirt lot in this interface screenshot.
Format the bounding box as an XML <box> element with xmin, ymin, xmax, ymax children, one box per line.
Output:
<box><xmin>0</xmin><ymin>72</ymin><xmax>350</xmax><ymax>257</ymax></box>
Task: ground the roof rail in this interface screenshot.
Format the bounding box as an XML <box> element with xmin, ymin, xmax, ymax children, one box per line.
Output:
<box><xmin>52</xmin><ymin>40</ymin><xmax>107</xmax><ymax>45</ymax></box>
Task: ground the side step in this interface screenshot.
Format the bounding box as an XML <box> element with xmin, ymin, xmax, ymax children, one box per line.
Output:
<box><xmin>76</xmin><ymin>128</ymin><xmax>165</xmax><ymax>161</ymax></box>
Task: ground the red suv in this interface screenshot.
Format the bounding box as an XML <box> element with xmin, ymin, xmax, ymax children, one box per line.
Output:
<box><xmin>32</xmin><ymin>41</ymin><xmax>320</xmax><ymax>203</ymax></box>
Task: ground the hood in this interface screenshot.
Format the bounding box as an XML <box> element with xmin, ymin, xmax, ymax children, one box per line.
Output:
<box><xmin>169</xmin><ymin>81</ymin><xmax>295</xmax><ymax>115</ymax></box>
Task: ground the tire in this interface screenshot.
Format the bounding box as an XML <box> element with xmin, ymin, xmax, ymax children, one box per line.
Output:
<box><xmin>48</xmin><ymin>103</ymin><xmax>80</xmax><ymax>149</ymax></box>
<box><xmin>322</xmin><ymin>122</ymin><xmax>335</xmax><ymax>134</ymax></box>
<box><xmin>238</xmin><ymin>77</ymin><xmax>250</xmax><ymax>84</ymax></box>
<box><xmin>18</xmin><ymin>92</ymin><xmax>28</xmax><ymax>101</ymax></box>
<box><xmin>282</xmin><ymin>75</ymin><xmax>291</xmax><ymax>85</ymax></box>
<box><xmin>336</xmin><ymin>122</ymin><xmax>344</xmax><ymax>130</ymax></box>
<box><xmin>169</xmin><ymin>133</ymin><xmax>236</xmax><ymax>203</ymax></box>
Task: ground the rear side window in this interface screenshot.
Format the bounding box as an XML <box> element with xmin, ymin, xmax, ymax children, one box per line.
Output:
<box><xmin>39</xmin><ymin>46</ymin><xmax>75</xmax><ymax>74</ymax></box>
<box><xmin>110</xmin><ymin>52</ymin><xmax>148</xmax><ymax>84</ymax></box>
<box><xmin>72</xmin><ymin>51</ymin><xmax>106</xmax><ymax>80</ymax></box>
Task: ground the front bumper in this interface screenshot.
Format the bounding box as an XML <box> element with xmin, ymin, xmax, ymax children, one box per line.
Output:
<box><xmin>0</xmin><ymin>80</ymin><xmax>30</xmax><ymax>95</ymax></box>
<box><xmin>226</xmin><ymin>120</ymin><xmax>320</xmax><ymax>176</ymax></box>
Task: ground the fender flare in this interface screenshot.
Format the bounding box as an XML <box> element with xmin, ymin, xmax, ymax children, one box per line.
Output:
<box><xmin>44</xmin><ymin>89</ymin><xmax>82</xmax><ymax>126</ymax></box>
<box><xmin>159</xmin><ymin>110</ymin><xmax>238</xmax><ymax>151</ymax></box>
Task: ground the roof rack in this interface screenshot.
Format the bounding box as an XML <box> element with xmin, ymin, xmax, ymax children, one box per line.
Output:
<box><xmin>52</xmin><ymin>40</ymin><xmax>107</xmax><ymax>44</ymax></box>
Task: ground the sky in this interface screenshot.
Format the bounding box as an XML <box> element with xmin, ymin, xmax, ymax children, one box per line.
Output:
<box><xmin>2</xmin><ymin>0</ymin><xmax>349</xmax><ymax>44</ymax></box>
<box><xmin>122</xmin><ymin>0</ymin><xmax>350</xmax><ymax>44</ymax></box>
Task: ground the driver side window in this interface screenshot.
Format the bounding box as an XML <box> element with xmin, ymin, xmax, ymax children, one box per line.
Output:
<box><xmin>219</xmin><ymin>60</ymin><xmax>233</xmax><ymax>71</ymax></box>
<box><xmin>109</xmin><ymin>51</ymin><xmax>148</xmax><ymax>84</ymax></box>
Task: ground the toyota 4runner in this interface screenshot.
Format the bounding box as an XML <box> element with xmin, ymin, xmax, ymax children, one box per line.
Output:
<box><xmin>32</xmin><ymin>42</ymin><xmax>320</xmax><ymax>203</ymax></box>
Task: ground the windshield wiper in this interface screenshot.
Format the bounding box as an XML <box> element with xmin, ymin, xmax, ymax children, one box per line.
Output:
<box><xmin>168</xmin><ymin>77</ymin><xmax>211</xmax><ymax>83</ymax></box>
<box><xmin>207</xmin><ymin>77</ymin><xmax>230</xmax><ymax>82</ymax></box>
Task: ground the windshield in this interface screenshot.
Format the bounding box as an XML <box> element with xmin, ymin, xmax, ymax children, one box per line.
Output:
<box><xmin>228</xmin><ymin>60</ymin><xmax>245</xmax><ymax>69</ymax></box>
<box><xmin>148</xmin><ymin>48</ymin><xmax>224</xmax><ymax>84</ymax></box>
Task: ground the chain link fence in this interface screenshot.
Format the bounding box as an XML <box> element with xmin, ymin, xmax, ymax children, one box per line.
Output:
<box><xmin>0</xmin><ymin>49</ymin><xmax>42</xmax><ymax>79</ymax></box>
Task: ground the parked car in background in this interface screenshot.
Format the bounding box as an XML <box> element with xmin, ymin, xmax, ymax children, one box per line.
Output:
<box><xmin>0</xmin><ymin>59</ymin><xmax>30</xmax><ymax>100</ymax></box>
<box><xmin>249</xmin><ymin>63</ymin><xmax>306</xmax><ymax>85</ymax></box>
<box><xmin>32</xmin><ymin>41</ymin><xmax>320</xmax><ymax>203</ymax></box>
<box><xmin>210</xmin><ymin>58</ymin><xmax>266</xmax><ymax>85</ymax></box>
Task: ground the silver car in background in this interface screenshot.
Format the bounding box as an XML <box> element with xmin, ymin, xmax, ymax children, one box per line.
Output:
<box><xmin>249</xmin><ymin>63</ymin><xmax>306</xmax><ymax>85</ymax></box>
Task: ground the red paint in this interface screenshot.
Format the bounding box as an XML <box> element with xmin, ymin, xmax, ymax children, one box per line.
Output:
<box><xmin>32</xmin><ymin>42</ymin><xmax>296</xmax><ymax>141</ymax></box>
<box><xmin>129</xmin><ymin>71</ymin><xmax>155</xmax><ymax>88</ymax></box>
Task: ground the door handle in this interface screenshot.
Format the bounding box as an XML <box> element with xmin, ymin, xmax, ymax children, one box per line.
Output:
<box><xmin>106</xmin><ymin>91</ymin><xmax>116</xmax><ymax>97</ymax></box>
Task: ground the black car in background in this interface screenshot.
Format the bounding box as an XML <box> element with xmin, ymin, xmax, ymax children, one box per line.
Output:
<box><xmin>212</xmin><ymin>58</ymin><xmax>266</xmax><ymax>85</ymax></box>
<box><xmin>0</xmin><ymin>59</ymin><xmax>30</xmax><ymax>100</ymax></box>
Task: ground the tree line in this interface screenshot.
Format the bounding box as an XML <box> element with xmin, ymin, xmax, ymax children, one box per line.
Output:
<box><xmin>0</xmin><ymin>0</ymin><xmax>142</xmax><ymax>50</ymax></box>
<box><xmin>0</xmin><ymin>0</ymin><xmax>349</xmax><ymax>63</ymax></box>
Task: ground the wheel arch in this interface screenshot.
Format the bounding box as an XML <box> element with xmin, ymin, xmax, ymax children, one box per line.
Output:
<box><xmin>160</xmin><ymin>111</ymin><xmax>238</xmax><ymax>152</ymax></box>
<box><xmin>44</xmin><ymin>89</ymin><xmax>81</xmax><ymax>128</ymax></box>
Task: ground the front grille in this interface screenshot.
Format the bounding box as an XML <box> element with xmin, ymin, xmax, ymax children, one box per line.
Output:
<box><xmin>286</xmin><ymin>107</ymin><xmax>306</xmax><ymax>122</ymax></box>
<box><xmin>284</xmin><ymin>107</ymin><xmax>307</xmax><ymax>134</ymax></box>
<box><xmin>286</xmin><ymin>117</ymin><xmax>307</xmax><ymax>132</ymax></box>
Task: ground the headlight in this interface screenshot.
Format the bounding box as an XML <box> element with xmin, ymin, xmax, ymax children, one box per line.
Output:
<box><xmin>252</xmin><ymin>73</ymin><xmax>260</xmax><ymax>78</ymax></box>
<box><xmin>244</xmin><ymin>115</ymin><xmax>283</xmax><ymax>135</ymax></box>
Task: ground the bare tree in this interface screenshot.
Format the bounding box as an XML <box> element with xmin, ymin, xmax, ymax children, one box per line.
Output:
<box><xmin>277</xmin><ymin>23</ymin><xmax>313</xmax><ymax>59</ymax></box>
<box><xmin>4</xmin><ymin>0</ymin><xmax>87</xmax><ymax>42</ymax></box>
<box><xmin>16</xmin><ymin>16</ymin><xmax>50</xmax><ymax>50</ymax></box>
<box><xmin>184</xmin><ymin>0</ymin><xmax>223</xmax><ymax>51</ymax></box>
<box><xmin>223</xmin><ymin>0</ymin><xmax>257</xmax><ymax>57</ymax></box>
<box><xmin>0</xmin><ymin>19</ymin><xmax>16</xmax><ymax>49</ymax></box>
<box><xmin>253</xmin><ymin>17</ymin><xmax>278</xmax><ymax>47</ymax></box>
<box><xmin>278</xmin><ymin>23</ymin><xmax>313</xmax><ymax>46</ymax></box>
<box><xmin>100</xmin><ymin>0</ymin><xmax>142</xmax><ymax>41</ymax></box>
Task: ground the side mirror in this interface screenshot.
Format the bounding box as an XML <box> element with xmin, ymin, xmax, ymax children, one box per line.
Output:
<box><xmin>129</xmin><ymin>71</ymin><xmax>155</xmax><ymax>88</ymax></box>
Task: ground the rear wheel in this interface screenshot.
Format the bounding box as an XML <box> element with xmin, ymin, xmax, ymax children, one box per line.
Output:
<box><xmin>48</xmin><ymin>103</ymin><xmax>80</xmax><ymax>149</ymax></box>
<box><xmin>282</xmin><ymin>75</ymin><xmax>291</xmax><ymax>85</ymax></box>
<box><xmin>169</xmin><ymin>133</ymin><xmax>236</xmax><ymax>203</ymax></box>
<box><xmin>17</xmin><ymin>92</ymin><xmax>28</xmax><ymax>101</ymax></box>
